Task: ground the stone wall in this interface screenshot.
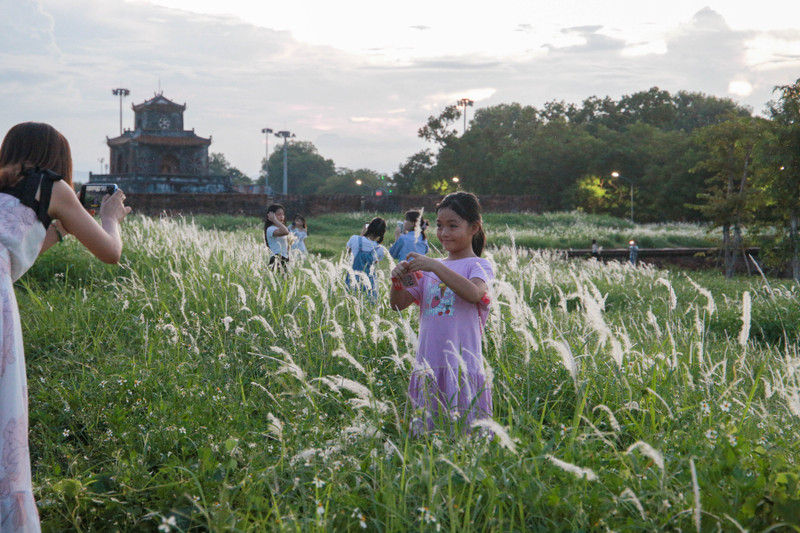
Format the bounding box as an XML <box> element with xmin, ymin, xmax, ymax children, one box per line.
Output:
<box><xmin>124</xmin><ymin>193</ymin><xmax>542</xmax><ymax>217</ymax></box>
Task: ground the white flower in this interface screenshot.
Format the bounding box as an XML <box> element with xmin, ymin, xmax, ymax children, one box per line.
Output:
<box><xmin>316</xmin><ymin>500</ymin><xmax>325</xmax><ymax>516</ymax></box>
<box><xmin>62</xmin><ymin>429</ymin><xmax>70</xmax><ymax>437</ymax></box>
<box><xmin>312</xmin><ymin>477</ymin><xmax>325</xmax><ymax>488</ymax></box>
<box><xmin>727</xmin><ymin>434</ymin><xmax>738</xmax><ymax>447</ymax></box>
<box><xmin>719</xmin><ymin>400</ymin><xmax>732</xmax><ymax>413</ymax></box>
<box><xmin>158</xmin><ymin>515</ymin><xmax>177</xmax><ymax>532</ymax></box>
<box><xmin>699</xmin><ymin>400</ymin><xmax>710</xmax><ymax>415</ymax></box>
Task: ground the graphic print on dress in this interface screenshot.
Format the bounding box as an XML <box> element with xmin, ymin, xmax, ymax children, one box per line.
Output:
<box><xmin>423</xmin><ymin>280</ymin><xmax>455</xmax><ymax>317</ymax></box>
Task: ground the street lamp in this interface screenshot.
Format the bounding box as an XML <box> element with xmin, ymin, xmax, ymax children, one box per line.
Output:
<box><xmin>274</xmin><ymin>130</ymin><xmax>295</xmax><ymax>195</ymax></box>
<box><xmin>261</xmin><ymin>127</ymin><xmax>273</xmax><ymax>191</ymax></box>
<box><xmin>452</xmin><ymin>176</ymin><xmax>460</xmax><ymax>190</ymax></box>
<box><xmin>611</xmin><ymin>171</ymin><xmax>634</xmax><ymax>223</ymax></box>
<box><xmin>111</xmin><ymin>88</ymin><xmax>130</xmax><ymax>135</ymax></box>
<box><xmin>98</xmin><ymin>157</ymin><xmax>104</xmax><ymax>175</ymax></box>
<box><xmin>456</xmin><ymin>98</ymin><xmax>474</xmax><ymax>134</ymax></box>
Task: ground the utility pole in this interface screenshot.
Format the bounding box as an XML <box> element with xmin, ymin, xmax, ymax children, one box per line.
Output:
<box><xmin>275</xmin><ymin>130</ymin><xmax>295</xmax><ymax>195</ymax></box>
<box><xmin>111</xmin><ymin>88</ymin><xmax>130</xmax><ymax>135</ymax></box>
<box><xmin>261</xmin><ymin>127</ymin><xmax>273</xmax><ymax>191</ymax></box>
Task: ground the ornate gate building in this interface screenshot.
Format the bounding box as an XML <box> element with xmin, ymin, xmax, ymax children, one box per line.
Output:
<box><xmin>91</xmin><ymin>93</ymin><xmax>231</xmax><ymax>193</ymax></box>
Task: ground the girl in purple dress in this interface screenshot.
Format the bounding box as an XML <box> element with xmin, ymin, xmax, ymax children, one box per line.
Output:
<box><xmin>389</xmin><ymin>192</ymin><xmax>494</xmax><ymax>434</ymax></box>
<box><xmin>0</xmin><ymin>122</ymin><xmax>131</xmax><ymax>532</ymax></box>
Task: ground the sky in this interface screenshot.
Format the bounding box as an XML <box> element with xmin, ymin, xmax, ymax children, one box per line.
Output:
<box><xmin>2</xmin><ymin>0</ymin><xmax>800</xmax><ymax>182</ymax></box>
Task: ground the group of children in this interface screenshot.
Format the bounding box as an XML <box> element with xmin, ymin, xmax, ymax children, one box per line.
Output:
<box><xmin>263</xmin><ymin>195</ymin><xmax>495</xmax><ymax>435</ymax></box>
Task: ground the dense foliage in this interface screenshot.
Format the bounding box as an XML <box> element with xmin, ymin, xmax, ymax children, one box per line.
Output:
<box><xmin>18</xmin><ymin>215</ymin><xmax>800</xmax><ymax>531</ymax></box>
<box><xmin>395</xmin><ymin>87</ymin><xmax>752</xmax><ymax>221</ymax></box>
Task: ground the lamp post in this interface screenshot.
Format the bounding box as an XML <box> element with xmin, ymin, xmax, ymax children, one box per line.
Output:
<box><xmin>98</xmin><ymin>157</ymin><xmax>104</xmax><ymax>175</ymax></box>
<box><xmin>457</xmin><ymin>98</ymin><xmax>474</xmax><ymax>134</ymax></box>
<box><xmin>261</xmin><ymin>127</ymin><xmax>273</xmax><ymax>192</ymax></box>
<box><xmin>274</xmin><ymin>130</ymin><xmax>295</xmax><ymax>195</ymax></box>
<box><xmin>111</xmin><ymin>88</ymin><xmax>130</xmax><ymax>135</ymax></box>
<box><xmin>611</xmin><ymin>171</ymin><xmax>634</xmax><ymax>223</ymax></box>
<box><xmin>452</xmin><ymin>176</ymin><xmax>460</xmax><ymax>190</ymax></box>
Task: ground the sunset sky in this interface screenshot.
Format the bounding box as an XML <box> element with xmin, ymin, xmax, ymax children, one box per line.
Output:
<box><xmin>3</xmin><ymin>0</ymin><xmax>800</xmax><ymax>180</ymax></box>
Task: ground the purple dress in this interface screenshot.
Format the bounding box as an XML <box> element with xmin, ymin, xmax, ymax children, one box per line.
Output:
<box><xmin>1</xmin><ymin>169</ymin><xmax>60</xmax><ymax>533</ymax></box>
<box><xmin>404</xmin><ymin>257</ymin><xmax>494</xmax><ymax>433</ymax></box>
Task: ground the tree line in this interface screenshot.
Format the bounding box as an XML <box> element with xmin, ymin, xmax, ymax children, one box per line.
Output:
<box><xmin>211</xmin><ymin>80</ymin><xmax>800</xmax><ymax>281</ymax></box>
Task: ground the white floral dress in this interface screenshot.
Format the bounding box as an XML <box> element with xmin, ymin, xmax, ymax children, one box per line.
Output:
<box><xmin>0</xmin><ymin>169</ymin><xmax>59</xmax><ymax>533</ymax></box>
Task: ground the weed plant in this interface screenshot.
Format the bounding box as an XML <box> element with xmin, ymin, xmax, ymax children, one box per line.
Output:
<box><xmin>17</xmin><ymin>215</ymin><xmax>798</xmax><ymax>531</ymax></box>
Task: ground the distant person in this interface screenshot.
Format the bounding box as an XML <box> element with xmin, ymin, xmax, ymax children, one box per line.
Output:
<box><xmin>346</xmin><ymin>217</ymin><xmax>387</xmax><ymax>299</ymax></box>
<box><xmin>629</xmin><ymin>239</ymin><xmax>639</xmax><ymax>265</ymax></box>
<box><xmin>591</xmin><ymin>238</ymin><xmax>600</xmax><ymax>260</ymax></box>
<box><xmin>390</xmin><ymin>191</ymin><xmax>494</xmax><ymax>435</ymax></box>
<box><xmin>264</xmin><ymin>203</ymin><xmax>289</xmax><ymax>270</ymax></box>
<box><xmin>390</xmin><ymin>209</ymin><xmax>429</xmax><ymax>261</ymax></box>
<box><xmin>289</xmin><ymin>214</ymin><xmax>308</xmax><ymax>255</ymax></box>
<box><xmin>0</xmin><ymin>122</ymin><xmax>131</xmax><ymax>531</ymax></box>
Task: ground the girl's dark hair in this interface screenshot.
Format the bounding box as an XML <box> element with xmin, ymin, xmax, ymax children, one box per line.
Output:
<box><xmin>292</xmin><ymin>215</ymin><xmax>307</xmax><ymax>234</ymax></box>
<box><xmin>0</xmin><ymin>122</ymin><xmax>73</xmax><ymax>188</ymax></box>
<box><xmin>436</xmin><ymin>191</ymin><xmax>485</xmax><ymax>256</ymax></box>
<box><xmin>404</xmin><ymin>209</ymin><xmax>428</xmax><ymax>240</ymax></box>
<box><xmin>263</xmin><ymin>203</ymin><xmax>285</xmax><ymax>230</ymax></box>
<box><xmin>364</xmin><ymin>217</ymin><xmax>387</xmax><ymax>244</ymax></box>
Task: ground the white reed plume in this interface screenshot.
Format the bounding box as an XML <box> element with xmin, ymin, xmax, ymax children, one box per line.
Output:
<box><xmin>645</xmin><ymin>388</ymin><xmax>675</xmax><ymax>420</ymax></box>
<box><xmin>690</xmin><ymin>458</ymin><xmax>701</xmax><ymax>532</ymax></box>
<box><xmin>230</xmin><ymin>282</ymin><xmax>247</xmax><ymax>309</ymax></box>
<box><xmin>618</xmin><ymin>488</ymin><xmax>646</xmax><ymax>520</ymax></box>
<box><xmin>248</xmin><ymin>315</ymin><xmax>275</xmax><ymax>336</ymax></box>
<box><xmin>738</xmin><ymin>291</ymin><xmax>751</xmax><ymax>347</ymax></box>
<box><xmin>625</xmin><ymin>441</ymin><xmax>665</xmax><ymax>472</ymax></box>
<box><xmin>646</xmin><ymin>308</ymin><xmax>662</xmax><ymax>339</ymax></box>
<box><xmin>332</xmin><ymin>347</ymin><xmax>366</xmax><ymax>375</ymax></box>
<box><xmin>266</xmin><ymin>346</ymin><xmax>306</xmax><ymax>382</ymax></box>
<box><xmin>546</xmin><ymin>338</ymin><xmax>578</xmax><ymax>389</ymax></box>
<box><xmin>592</xmin><ymin>404</ymin><xmax>621</xmax><ymax>432</ymax></box>
<box><xmin>685</xmin><ymin>275</ymin><xmax>716</xmax><ymax>315</ymax></box>
<box><xmin>471</xmin><ymin>419</ymin><xmax>518</xmax><ymax>454</ymax></box>
<box><xmin>266</xmin><ymin>413</ymin><xmax>283</xmax><ymax>440</ymax></box>
<box><xmin>656</xmin><ymin>277</ymin><xmax>677</xmax><ymax>311</ymax></box>
<box><xmin>545</xmin><ymin>455</ymin><xmax>597</xmax><ymax>481</ymax></box>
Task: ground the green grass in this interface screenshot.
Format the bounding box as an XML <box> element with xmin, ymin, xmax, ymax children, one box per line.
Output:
<box><xmin>15</xmin><ymin>214</ymin><xmax>799</xmax><ymax>531</ymax></box>
<box><xmin>188</xmin><ymin>211</ymin><xmax>721</xmax><ymax>259</ymax></box>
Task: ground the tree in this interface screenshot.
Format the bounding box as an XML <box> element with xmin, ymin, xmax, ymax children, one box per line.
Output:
<box><xmin>208</xmin><ymin>152</ymin><xmax>252</xmax><ymax>185</ymax></box>
<box><xmin>264</xmin><ymin>141</ymin><xmax>336</xmax><ymax>195</ymax></box>
<box><xmin>756</xmin><ymin>79</ymin><xmax>800</xmax><ymax>281</ymax></box>
<box><xmin>690</xmin><ymin>116</ymin><xmax>764</xmax><ymax>277</ymax></box>
<box><xmin>318</xmin><ymin>168</ymin><xmax>388</xmax><ymax>195</ymax></box>
<box><xmin>392</xmin><ymin>150</ymin><xmax>435</xmax><ymax>194</ymax></box>
<box><xmin>418</xmin><ymin>105</ymin><xmax>462</xmax><ymax>146</ymax></box>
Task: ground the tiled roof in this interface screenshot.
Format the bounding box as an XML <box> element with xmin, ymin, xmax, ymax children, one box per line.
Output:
<box><xmin>132</xmin><ymin>93</ymin><xmax>186</xmax><ymax>111</ymax></box>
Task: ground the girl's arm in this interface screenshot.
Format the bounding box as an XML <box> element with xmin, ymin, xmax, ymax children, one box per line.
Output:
<box><xmin>389</xmin><ymin>260</ymin><xmax>417</xmax><ymax>311</ymax></box>
<box><xmin>406</xmin><ymin>252</ymin><xmax>487</xmax><ymax>304</ymax></box>
<box><xmin>47</xmin><ymin>180</ymin><xmax>130</xmax><ymax>264</ymax></box>
<box><xmin>267</xmin><ymin>212</ymin><xmax>289</xmax><ymax>237</ymax></box>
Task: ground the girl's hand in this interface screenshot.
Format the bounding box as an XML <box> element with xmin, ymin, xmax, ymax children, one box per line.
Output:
<box><xmin>404</xmin><ymin>252</ymin><xmax>437</xmax><ymax>273</ymax></box>
<box><xmin>391</xmin><ymin>260</ymin><xmax>410</xmax><ymax>279</ymax></box>
<box><xmin>99</xmin><ymin>189</ymin><xmax>131</xmax><ymax>223</ymax></box>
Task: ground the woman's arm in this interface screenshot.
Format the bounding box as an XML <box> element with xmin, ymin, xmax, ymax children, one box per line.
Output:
<box><xmin>267</xmin><ymin>212</ymin><xmax>289</xmax><ymax>237</ymax></box>
<box><xmin>48</xmin><ymin>180</ymin><xmax>130</xmax><ymax>264</ymax></box>
<box><xmin>405</xmin><ymin>253</ymin><xmax>487</xmax><ymax>304</ymax></box>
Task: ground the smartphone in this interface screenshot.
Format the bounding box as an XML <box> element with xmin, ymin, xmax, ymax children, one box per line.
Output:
<box><xmin>397</xmin><ymin>221</ymin><xmax>405</xmax><ymax>230</ymax></box>
<box><xmin>79</xmin><ymin>183</ymin><xmax>118</xmax><ymax>210</ymax></box>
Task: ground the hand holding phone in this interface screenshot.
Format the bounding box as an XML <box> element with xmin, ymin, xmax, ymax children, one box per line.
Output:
<box><xmin>79</xmin><ymin>183</ymin><xmax>118</xmax><ymax>210</ymax></box>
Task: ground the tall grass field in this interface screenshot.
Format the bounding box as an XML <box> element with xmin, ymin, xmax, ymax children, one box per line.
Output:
<box><xmin>17</xmin><ymin>213</ymin><xmax>800</xmax><ymax>531</ymax></box>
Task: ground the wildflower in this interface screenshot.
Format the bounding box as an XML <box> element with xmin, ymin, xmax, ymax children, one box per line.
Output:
<box><xmin>699</xmin><ymin>400</ymin><xmax>710</xmax><ymax>415</ymax></box>
<box><xmin>158</xmin><ymin>515</ymin><xmax>177</xmax><ymax>532</ymax></box>
<box><xmin>559</xmin><ymin>424</ymin><xmax>568</xmax><ymax>437</ymax></box>
<box><xmin>351</xmin><ymin>508</ymin><xmax>367</xmax><ymax>529</ymax></box>
<box><xmin>727</xmin><ymin>434</ymin><xmax>738</xmax><ymax>447</ymax></box>
<box><xmin>418</xmin><ymin>506</ymin><xmax>438</xmax><ymax>525</ymax></box>
<box><xmin>704</xmin><ymin>429</ymin><xmax>718</xmax><ymax>443</ymax></box>
<box><xmin>312</xmin><ymin>477</ymin><xmax>325</xmax><ymax>488</ymax></box>
<box><xmin>316</xmin><ymin>500</ymin><xmax>325</xmax><ymax>516</ymax></box>
<box><xmin>719</xmin><ymin>400</ymin><xmax>731</xmax><ymax>413</ymax></box>
<box><xmin>62</xmin><ymin>429</ymin><xmax>70</xmax><ymax>437</ymax></box>
<box><xmin>757</xmin><ymin>435</ymin><xmax>768</xmax><ymax>446</ymax></box>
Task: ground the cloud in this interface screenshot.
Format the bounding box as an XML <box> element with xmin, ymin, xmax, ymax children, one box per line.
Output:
<box><xmin>4</xmin><ymin>1</ymin><xmax>800</xmax><ymax>179</ymax></box>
